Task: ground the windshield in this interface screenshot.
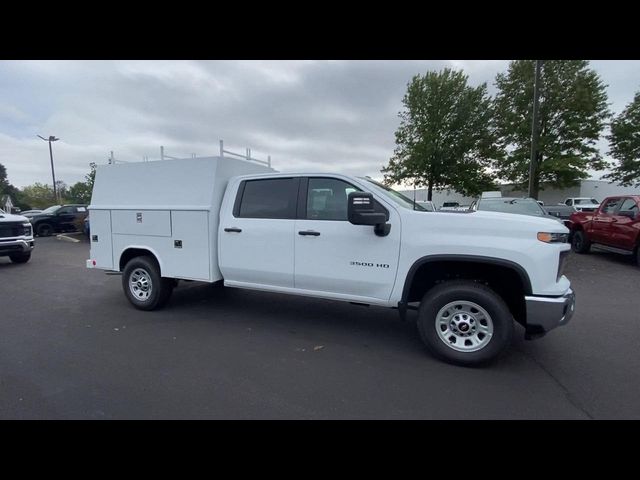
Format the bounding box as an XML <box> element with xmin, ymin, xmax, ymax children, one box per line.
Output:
<box><xmin>477</xmin><ymin>198</ymin><xmax>546</xmax><ymax>217</ymax></box>
<box><xmin>359</xmin><ymin>178</ymin><xmax>426</xmax><ymax>211</ymax></box>
<box><xmin>574</xmin><ymin>198</ymin><xmax>599</xmax><ymax>205</ymax></box>
<box><xmin>41</xmin><ymin>205</ymin><xmax>61</xmax><ymax>214</ymax></box>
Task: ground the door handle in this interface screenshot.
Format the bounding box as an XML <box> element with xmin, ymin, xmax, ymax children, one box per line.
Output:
<box><xmin>298</xmin><ymin>230</ymin><xmax>320</xmax><ymax>236</ymax></box>
<box><xmin>224</xmin><ymin>227</ymin><xmax>242</xmax><ymax>233</ymax></box>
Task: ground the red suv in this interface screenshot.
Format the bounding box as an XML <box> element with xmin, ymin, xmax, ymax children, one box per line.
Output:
<box><xmin>569</xmin><ymin>195</ymin><xmax>640</xmax><ymax>266</ymax></box>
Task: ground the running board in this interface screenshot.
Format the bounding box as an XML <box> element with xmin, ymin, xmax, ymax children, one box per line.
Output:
<box><xmin>591</xmin><ymin>243</ymin><xmax>634</xmax><ymax>256</ymax></box>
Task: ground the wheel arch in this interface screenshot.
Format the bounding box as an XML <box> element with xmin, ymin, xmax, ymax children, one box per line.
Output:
<box><xmin>119</xmin><ymin>246</ymin><xmax>164</xmax><ymax>275</ymax></box>
<box><xmin>400</xmin><ymin>255</ymin><xmax>532</xmax><ymax>326</ymax></box>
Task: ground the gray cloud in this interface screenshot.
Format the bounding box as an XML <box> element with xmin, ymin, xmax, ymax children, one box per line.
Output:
<box><xmin>0</xmin><ymin>60</ymin><xmax>638</xmax><ymax>188</ymax></box>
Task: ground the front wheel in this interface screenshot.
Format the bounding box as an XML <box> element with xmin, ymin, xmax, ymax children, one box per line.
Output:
<box><xmin>417</xmin><ymin>281</ymin><xmax>514</xmax><ymax>366</ymax></box>
<box><xmin>36</xmin><ymin>223</ymin><xmax>54</xmax><ymax>237</ymax></box>
<box><xmin>9</xmin><ymin>252</ymin><xmax>31</xmax><ymax>264</ymax></box>
<box><xmin>122</xmin><ymin>256</ymin><xmax>174</xmax><ymax>310</ymax></box>
<box><xmin>571</xmin><ymin>230</ymin><xmax>591</xmax><ymax>254</ymax></box>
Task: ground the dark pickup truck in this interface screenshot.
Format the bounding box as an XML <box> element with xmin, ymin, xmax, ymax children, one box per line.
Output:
<box><xmin>570</xmin><ymin>195</ymin><xmax>640</xmax><ymax>266</ymax></box>
<box><xmin>29</xmin><ymin>204</ymin><xmax>88</xmax><ymax>237</ymax></box>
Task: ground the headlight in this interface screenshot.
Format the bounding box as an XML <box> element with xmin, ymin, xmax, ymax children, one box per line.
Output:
<box><xmin>22</xmin><ymin>223</ymin><xmax>32</xmax><ymax>236</ymax></box>
<box><xmin>538</xmin><ymin>232</ymin><xmax>568</xmax><ymax>243</ymax></box>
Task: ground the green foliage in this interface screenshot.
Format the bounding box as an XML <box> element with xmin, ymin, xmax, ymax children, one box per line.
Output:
<box><xmin>66</xmin><ymin>163</ymin><xmax>96</xmax><ymax>204</ymax></box>
<box><xmin>382</xmin><ymin>69</ymin><xmax>498</xmax><ymax>199</ymax></box>
<box><xmin>603</xmin><ymin>91</ymin><xmax>640</xmax><ymax>187</ymax></box>
<box><xmin>493</xmin><ymin>60</ymin><xmax>610</xmax><ymax>194</ymax></box>
<box><xmin>20</xmin><ymin>183</ymin><xmax>58</xmax><ymax>209</ymax></box>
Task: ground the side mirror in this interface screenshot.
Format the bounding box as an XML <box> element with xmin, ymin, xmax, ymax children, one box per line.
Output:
<box><xmin>618</xmin><ymin>210</ymin><xmax>637</xmax><ymax>219</ymax></box>
<box><xmin>348</xmin><ymin>192</ymin><xmax>390</xmax><ymax>236</ymax></box>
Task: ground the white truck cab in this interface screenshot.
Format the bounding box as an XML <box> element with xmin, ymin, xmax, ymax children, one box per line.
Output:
<box><xmin>564</xmin><ymin>197</ymin><xmax>600</xmax><ymax>212</ymax></box>
<box><xmin>87</xmin><ymin>155</ymin><xmax>575</xmax><ymax>366</ymax></box>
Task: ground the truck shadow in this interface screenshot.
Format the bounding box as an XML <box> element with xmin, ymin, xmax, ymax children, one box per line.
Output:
<box><xmin>168</xmin><ymin>281</ymin><xmax>426</xmax><ymax>350</ymax></box>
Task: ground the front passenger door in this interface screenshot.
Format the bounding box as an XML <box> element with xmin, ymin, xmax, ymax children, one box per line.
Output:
<box><xmin>294</xmin><ymin>177</ymin><xmax>401</xmax><ymax>302</ymax></box>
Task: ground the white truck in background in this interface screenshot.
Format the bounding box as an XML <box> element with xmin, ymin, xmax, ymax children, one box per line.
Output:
<box><xmin>87</xmin><ymin>154</ymin><xmax>575</xmax><ymax>366</ymax></box>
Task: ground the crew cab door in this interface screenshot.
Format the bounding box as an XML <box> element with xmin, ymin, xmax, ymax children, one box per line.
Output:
<box><xmin>591</xmin><ymin>198</ymin><xmax>621</xmax><ymax>244</ymax></box>
<box><xmin>293</xmin><ymin>177</ymin><xmax>401</xmax><ymax>302</ymax></box>
<box><xmin>610</xmin><ymin>198</ymin><xmax>639</xmax><ymax>250</ymax></box>
<box><xmin>218</xmin><ymin>177</ymin><xmax>299</xmax><ymax>288</ymax></box>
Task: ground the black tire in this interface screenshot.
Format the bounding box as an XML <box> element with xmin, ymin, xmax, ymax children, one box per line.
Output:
<box><xmin>571</xmin><ymin>230</ymin><xmax>591</xmax><ymax>254</ymax></box>
<box><xmin>122</xmin><ymin>256</ymin><xmax>174</xmax><ymax>311</ymax></box>
<box><xmin>9</xmin><ymin>252</ymin><xmax>31</xmax><ymax>264</ymax></box>
<box><xmin>417</xmin><ymin>281</ymin><xmax>514</xmax><ymax>367</ymax></box>
<box><xmin>36</xmin><ymin>223</ymin><xmax>54</xmax><ymax>237</ymax></box>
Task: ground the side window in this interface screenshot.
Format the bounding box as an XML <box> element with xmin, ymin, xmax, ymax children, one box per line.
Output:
<box><xmin>618</xmin><ymin>198</ymin><xmax>638</xmax><ymax>213</ymax></box>
<box><xmin>237</xmin><ymin>178</ymin><xmax>298</xmax><ymax>219</ymax></box>
<box><xmin>601</xmin><ymin>198</ymin><xmax>621</xmax><ymax>215</ymax></box>
<box><xmin>58</xmin><ymin>207</ymin><xmax>74</xmax><ymax>215</ymax></box>
<box><xmin>307</xmin><ymin>178</ymin><xmax>357</xmax><ymax>221</ymax></box>
<box><xmin>565</xmin><ymin>199</ymin><xmax>572</xmax><ymax>206</ymax></box>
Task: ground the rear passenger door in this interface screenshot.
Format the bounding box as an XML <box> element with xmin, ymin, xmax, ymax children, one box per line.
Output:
<box><xmin>611</xmin><ymin>198</ymin><xmax>639</xmax><ymax>250</ymax></box>
<box><xmin>218</xmin><ymin>177</ymin><xmax>299</xmax><ymax>288</ymax></box>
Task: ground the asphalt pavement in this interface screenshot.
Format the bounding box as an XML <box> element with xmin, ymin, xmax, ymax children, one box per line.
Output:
<box><xmin>1</xmin><ymin>235</ymin><xmax>639</xmax><ymax>419</ymax></box>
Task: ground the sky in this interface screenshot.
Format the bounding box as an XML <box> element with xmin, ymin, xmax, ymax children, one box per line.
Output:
<box><xmin>1</xmin><ymin>60</ymin><xmax>639</xmax><ymax>189</ymax></box>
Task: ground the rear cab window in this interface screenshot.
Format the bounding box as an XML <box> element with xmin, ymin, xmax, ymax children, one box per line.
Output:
<box><xmin>234</xmin><ymin>178</ymin><xmax>299</xmax><ymax>219</ymax></box>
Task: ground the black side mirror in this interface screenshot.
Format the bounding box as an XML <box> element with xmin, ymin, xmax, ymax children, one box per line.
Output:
<box><xmin>618</xmin><ymin>210</ymin><xmax>637</xmax><ymax>219</ymax></box>
<box><xmin>348</xmin><ymin>192</ymin><xmax>390</xmax><ymax>236</ymax></box>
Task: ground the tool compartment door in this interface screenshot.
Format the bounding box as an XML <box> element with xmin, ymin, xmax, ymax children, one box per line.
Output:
<box><xmin>89</xmin><ymin>209</ymin><xmax>114</xmax><ymax>270</ymax></box>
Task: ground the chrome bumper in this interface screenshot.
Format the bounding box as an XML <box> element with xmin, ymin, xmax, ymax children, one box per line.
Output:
<box><xmin>0</xmin><ymin>238</ymin><xmax>35</xmax><ymax>255</ymax></box>
<box><xmin>524</xmin><ymin>288</ymin><xmax>575</xmax><ymax>335</ymax></box>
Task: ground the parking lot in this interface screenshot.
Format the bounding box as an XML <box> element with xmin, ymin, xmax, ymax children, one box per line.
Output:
<box><xmin>1</xmin><ymin>235</ymin><xmax>639</xmax><ymax>419</ymax></box>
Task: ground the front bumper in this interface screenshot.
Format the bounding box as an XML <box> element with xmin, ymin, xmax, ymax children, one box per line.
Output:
<box><xmin>524</xmin><ymin>288</ymin><xmax>575</xmax><ymax>338</ymax></box>
<box><xmin>0</xmin><ymin>238</ymin><xmax>35</xmax><ymax>256</ymax></box>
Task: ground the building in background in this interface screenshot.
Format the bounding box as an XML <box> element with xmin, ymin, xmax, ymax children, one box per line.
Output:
<box><xmin>399</xmin><ymin>180</ymin><xmax>640</xmax><ymax>209</ymax></box>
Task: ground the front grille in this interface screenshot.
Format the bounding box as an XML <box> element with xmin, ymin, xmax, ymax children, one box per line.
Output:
<box><xmin>0</xmin><ymin>222</ymin><xmax>24</xmax><ymax>238</ymax></box>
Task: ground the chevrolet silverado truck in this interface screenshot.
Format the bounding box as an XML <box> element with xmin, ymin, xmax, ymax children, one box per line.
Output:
<box><xmin>569</xmin><ymin>195</ymin><xmax>640</xmax><ymax>266</ymax></box>
<box><xmin>86</xmin><ymin>155</ymin><xmax>575</xmax><ymax>366</ymax></box>
<box><xmin>0</xmin><ymin>208</ymin><xmax>34</xmax><ymax>263</ymax></box>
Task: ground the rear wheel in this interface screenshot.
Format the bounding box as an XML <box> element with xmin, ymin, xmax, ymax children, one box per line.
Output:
<box><xmin>417</xmin><ymin>281</ymin><xmax>514</xmax><ymax>366</ymax></box>
<box><xmin>122</xmin><ymin>256</ymin><xmax>174</xmax><ymax>310</ymax></box>
<box><xmin>36</xmin><ymin>223</ymin><xmax>53</xmax><ymax>237</ymax></box>
<box><xmin>571</xmin><ymin>230</ymin><xmax>591</xmax><ymax>254</ymax></box>
<box><xmin>9</xmin><ymin>252</ymin><xmax>31</xmax><ymax>264</ymax></box>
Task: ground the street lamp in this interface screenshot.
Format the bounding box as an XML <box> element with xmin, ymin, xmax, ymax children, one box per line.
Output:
<box><xmin>37</xmin><ymin>135</ymin><xmax>60</xmax><ymax>203</ymax></box>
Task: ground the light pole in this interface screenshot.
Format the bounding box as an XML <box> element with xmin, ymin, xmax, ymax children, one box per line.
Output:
<box><xmin>528</xmin><ymin>60</ymin><xmax>543</xmax><ymax>199</ymax></box>
<box><xmin>37</xmin><ymin>135</ymin><xmax>60</xmax><ymax>203</ymax></box>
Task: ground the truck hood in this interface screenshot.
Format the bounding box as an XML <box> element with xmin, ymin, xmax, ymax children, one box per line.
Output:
<box><xmin>0</xmin><ymin>212</ymin><xmax>29</xmax><ymax>222</ymax></box>
<box><xmin>409</xmin><ymin>209</ymin><xmax>569</xmax><ymax>233</ymax></box>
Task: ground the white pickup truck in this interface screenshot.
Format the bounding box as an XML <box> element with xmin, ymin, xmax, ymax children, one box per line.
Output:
<box><xmin>87</xmin><ymin>155</ymin><xmax>575</xmax><ymax>365</ymax></box>
<box><xmin>0</xmin><ymin>208</ymin><xmax>34</xmax><ymax>263</ymax></box>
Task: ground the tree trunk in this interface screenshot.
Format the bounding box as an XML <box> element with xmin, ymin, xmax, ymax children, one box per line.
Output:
<box><xmin>530</xmin><ymin>153</ymin><xmax>542</xmax><ymax>199</ymax></box>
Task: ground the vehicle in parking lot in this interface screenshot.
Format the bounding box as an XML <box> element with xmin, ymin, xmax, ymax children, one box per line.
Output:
<box><xmin>18</xmin><ymin>209</ymin><xmax>43</xmax><ymax>218</ymax></box>
<box><xmin>470</xmin><ymin>196</ymin><xmax>565</xmax><ymax>225</ymax></box>
<box><xmin>564</xmin><ymin>197</ymin><xmax>600</xmax><ymax>212</ymax></box>
<box><xmin>29</xmin><ymin>204</ymin><xmax>88</xmax><ymax>237</ymax></box>
<box><xmin>0</xmin><ymin>207</ymin><xmax>34</xmax><ymax>263</ymax></box>
<box><xmin>416</xmin><ymin>200</ymin><xmax>436</xmax><ymax>212</ymax></box>
<box><xmin>569</xmin><ymin>195</ymin><xmax>640</xmax><ymax>266</ymax></box>
<box><xmin>543</xmin><ymin>204</ymin><xmax>576</xmax><ymax>229</ymax></box>
<box><xmin>87</xmin><ymin>155</ymin><xmax>574</xmax><ymax>366</ymax></box>
<box><xmin>84</xmin><ymin>215</ymin><xmax>90</xmax><ymax>239</ymax></box>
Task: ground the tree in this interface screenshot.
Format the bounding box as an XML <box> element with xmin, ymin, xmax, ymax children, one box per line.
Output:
<box><xmin>603</xmin><ymin>91</ymin><xmax>640</xmax><ymax>187</ymax></box>
<box><xmin>382</xmin><ymin>69</ymin><xmax>498</xmax><ymax>200</ymax></box>
<box><xmin>493</xmin><ymin>60</ymin><xmax>610</xmax><ymax>198</ymax></box>
<box><xmin>67</xmin><ymin>163</ymin><xmax>96</xmax><ymax>204</ymax></box>
<box><xmin>0</xmin><ymin>163</ymin><xmax>31</xmax><ymax>210</ymax></box>
<box><xmin>20</xmin><ymin>183</ymin><xmax>57</xmax><ymax>209</ymax></box>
